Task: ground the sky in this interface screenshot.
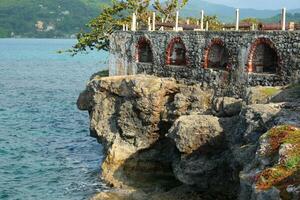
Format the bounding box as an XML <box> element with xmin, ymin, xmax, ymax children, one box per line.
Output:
<box><xmin>205</xmin><ymin>0</ymin><xmax>300</xmax><ymax>10</ymax></box>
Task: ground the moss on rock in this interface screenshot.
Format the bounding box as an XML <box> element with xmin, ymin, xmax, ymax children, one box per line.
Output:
<box><xmin>255</xmin><ymin>125</ymin><xmax>300</xmax><ymax>198</ymax></box>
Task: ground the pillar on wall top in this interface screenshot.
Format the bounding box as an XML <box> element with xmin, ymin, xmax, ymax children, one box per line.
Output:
<box><xmin>152</xmin><ymin>12</ymin><xmax>156</xmax><ymax>31</ymax></box>
<box><xmin>148</xmin><ymin>17</ymin><xmax>152</xmax><ymax>31</ymax></box>
<box><xmin>235</xmin><ymin>8</ymin><xmax>240</xmax><ymax>31</ymax></box>
<box><xmin>175</xmin><ymin>11</ymin><xmax>179</xmax><ymax>32</ymax></box>
<box><xmin>288</xmin><ymin>22</ymin><xmax>295</xmax><ymax>31</ymax></box>
<box><xmin>131</xmin><ymin>12</ymin><xmax>137</xmax><ymax>31</ymax></box>
<box><xmin>201</xmin><ymin>10</ymin><xmax>204</xmax><ymax>30</ymax></box>
<box><xmin>281</xmin><ymin>7</ymin><xmax>286</xmax><ymax>31</ymax></box>
<box><xmin>161</xmin><ymin>18</ymin><xmax>165</xmax><ymax>31</ymax></box>
<box><xmin>122</xmin><ymin>24</ymin><xmax>126</xmax><ymax>31</ymax></box>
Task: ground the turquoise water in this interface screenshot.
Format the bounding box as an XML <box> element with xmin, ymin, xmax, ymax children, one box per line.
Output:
<box><xmin>0</xmin><ymin>39</ymin><xmax>109</xmax><ymax>200</ymax></box>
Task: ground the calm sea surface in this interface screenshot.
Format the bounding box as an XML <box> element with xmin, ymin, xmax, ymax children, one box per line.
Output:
<box><xmin>0</xmin><ymin>39</ymin><xmax>109</xmax><ymax>200</ymax></box>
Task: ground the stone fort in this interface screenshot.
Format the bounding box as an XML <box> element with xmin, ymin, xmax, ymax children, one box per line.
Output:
<box><xmin>109</xmin><ymin>30</ymin><xmax>300</xmax><ymax>96</ymax></box>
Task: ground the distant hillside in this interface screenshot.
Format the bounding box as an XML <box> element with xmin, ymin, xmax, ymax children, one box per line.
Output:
<box><xmin>0</xmin><ymin>0</ymin><xmax>109</xmax><ymax>38</ymax></box>
<box><xmin>182</xmin><ymin>0</ymin><xmax>300</xmax><ymax>23</ymax></box>
<box><xmin>1</xmin><ymin>0</ymin><xmax>299</xmax><ymax>38</ymax></box>
<box><xmin>261</xmin><ymin>13</ymin><xmax>300</xmax><ymax>23</ymax></box>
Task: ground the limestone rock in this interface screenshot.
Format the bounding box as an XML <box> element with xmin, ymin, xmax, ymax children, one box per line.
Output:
<box><xmin>212</xmin><ymin>97</ymin><xmax>243</xmax><ymax>117</ymax></box>
<box><xmin>167</xmin><ymin>115</ymin><xmax>237</xmax><ymax>197</ymax></box>
<box><xmin>246</xmin><ymin>86</ymin><xmax>282</xmax><ymax>105</ymax></box>
<box><xmin>170</xmin><ymin>85</ymin><xmax>213</xmax><ymax>117</ymax></box>
<box><xmin>91</xmin><ymin>186</ymin><xmax>207</xmax><ymax>200</ymax></box>
<box><xmin>251</xmin><ymin>187</ymin><xmax>281</xmax><ymax>200</ymax></box>
<box><xmin>77</xmin><ymin>75</ymin><xmax>213</xmax><ymax>189</ymax></box>
<box><xmin>78</xmin><ymin>74</ymin><xmax>300</xmax><ymax>200</ymax></box>
<box><xmin>168</xmin><ymin>115</ymin><xmax>224</xmax><ymax>154</ymax></box>
<box><xmin>238</xmin><ymin>103</ymin><xmax>282</xmax><ymax>143</ymax></box>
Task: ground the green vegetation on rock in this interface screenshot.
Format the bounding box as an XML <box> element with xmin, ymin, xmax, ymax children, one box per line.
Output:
<box><xmin>285</xmin><ymin>155</ymin><xmax>300</xmax><ymax>169</ymax></box>
<box><xmin>259</xmin><ymin>87</ymin><xmax>281</xmax><ymax>97</ymax></box>
<box><xmin>256</xmin><ymin>125</ymin><xmax>300</xmax><ymax>198</ymax></box>
<box><xmin>89</xmin><ymin>69</ymin><xmax>109</xmax><ymax>80</ymax></box>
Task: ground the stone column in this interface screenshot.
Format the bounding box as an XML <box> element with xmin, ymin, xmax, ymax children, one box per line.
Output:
<box><xmin>175</xmin><ymin>11</ymin><xmax>179</xmax><ymax>32</ymax></box>
<box><xmin>131</xmin><ymin>12</ymin><xmax>137</xmax><ymax>31</ymax></box>
<box><xmin>152</xmin><ymin>12</ymin><xmax>156</xmax><ymax>31</ymax></box>
<box><xmin>206</xmin><ymin>21</ymin><xmax>209</xmax><ymax>31</ymax></box>
<box><xmin>148</xmin><ymin>17</ymin><xmax>151</xmax><ymax>31</ymax></box>
<box><xmin>161</xmin><ymin>18</ymin><xmax>164</xmax><ymax>31</ymax></box>
<box><xmin>123</xmin><ymin>24</ymin><xmax>125</xmax><ymax>31</ymax></box>
<box><xmin>201</xmin><ymin>10</ymin><xmax>204</xmax><ymax>30</ymax></box>
<box><xmin>281</xmin><ymin>7</ymin><xmax>286</xmax><ymax>31</ymax></box>
<box><xmin>289</xmin><ymin>22</ymin><xmax>295</xmax><ymax>31</ymax></box>
<box><xmin>235</xmin><ymin>9</ymin><xmax>239</xmax><ymax>31</ymax></box>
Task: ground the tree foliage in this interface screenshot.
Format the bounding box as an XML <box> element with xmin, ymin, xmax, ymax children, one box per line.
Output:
<box><xmin>153</xmin><ymin>0</ymin><xmax>189</xmax><ymax>22</ymax></box>
<box><xmin>204</xmin><ymin>15</ymin><xmax>222</xmax><ymax>30</ymax></box>
<box><xmin>71</xmin><ymin>0</ymin><xmax>189</xmax><ymax>54</ymax></box>
<box><xmin>71</xmin><ymin>0</ymin><xmax>152</xmax><ymax>54</ymax></box>
<box><xmin>241</xmin><ymin>18</ymin><xmax>260</xmax><ymax>25</ymax></box>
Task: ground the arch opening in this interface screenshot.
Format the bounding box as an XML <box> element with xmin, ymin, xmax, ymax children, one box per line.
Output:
<box><xmin>248</xmin><ymin>38</ymin><xmax>279</xmax><ymax>74</ymax></box>
<box><xmin>166</xmin><ymin>38</ymin><xmax>187</xmax><ymax>66</ymax></box>
<box><xmin>207</xmin><ymin>44</ymin><xmax>229</xmax><ymax>69</ymax></box>
<box><xmin>204</xmin><ymin>39</ymin><xmax>230</xmax><ymax>70</ymax></box>
<box><xmin>136</xmin><ymin>38</ymin><xmax>153</xmax><ymax>63</ymax></box>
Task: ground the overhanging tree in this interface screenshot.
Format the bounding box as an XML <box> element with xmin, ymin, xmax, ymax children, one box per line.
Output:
<box><xmin>153</xmin><ymin>0</ymin><xmax>189</xmax><ymax>22</ymax></box>
<box><xmin>70</xmin><ymin>0</ymin><xmax>151</xmax><ymax>54</ymax></box>
<box><xmin>70</xmin><ymin>0</ymin><xmax>189</xmax><ymax>55</ymax></box>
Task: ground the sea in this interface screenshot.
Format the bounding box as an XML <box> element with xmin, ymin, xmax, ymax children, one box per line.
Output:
<box><xmin>0</xmin><ymin>39</ymin><xmax>109</xmax><ymax>200</ymax></box>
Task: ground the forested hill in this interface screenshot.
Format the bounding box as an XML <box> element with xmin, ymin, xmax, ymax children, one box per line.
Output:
<box><xmin>1</xmin><ymin>0</ymin><xmax>299</xmax><ymax>38</ymax></box>
<box><xmin>262</xmin><ymin>13</ymin><xmax>300</xmax><ymax>23</ymax></box>
<box><xmin>182</xmin><ymin>0</ymin><xmax>300</xmax><ymax>23</ymax></box>
<box><xmin>0</xmin><ymin>0</ymin><xmax>109</xmax><ymax>38</ymax></box>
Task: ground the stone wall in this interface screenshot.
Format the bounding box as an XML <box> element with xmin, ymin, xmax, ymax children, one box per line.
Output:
<box><xmin>109</xmin><ymin>31</ymin><xmax>300</xmax><ymax>96</ymax></box>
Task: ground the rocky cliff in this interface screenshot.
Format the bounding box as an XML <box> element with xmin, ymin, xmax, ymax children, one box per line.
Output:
<box><xmin>77</xmin><ymin>74</ymin><xmax>300</xmax><ymax>200</ymax></box>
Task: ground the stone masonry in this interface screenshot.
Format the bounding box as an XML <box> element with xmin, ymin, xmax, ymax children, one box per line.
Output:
<box><xmin>109</xmin><ymin>31</ymin><xmax>300</xmax><ymax>97</ymax></box>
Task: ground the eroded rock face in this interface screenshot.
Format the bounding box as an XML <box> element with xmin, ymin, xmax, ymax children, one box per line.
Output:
<box><xmin>78</xmin><ymin>75</ymin><xmax>300</xmax><ymax>200</ymax></box>
<box><xmin>168</xmin><ymin>115</ymin><xmax>224</xmax><ymax>155</ymax></box>
<box><xmin>77</xmin><ymin>75</ymin><xmax>213</xmax><ymax>189</ymax></box>
<box><xmin>167</xmin><ymin>115</ymin><xmax>239</xmax><ymax>197</ymax></box>
<box><xmin>212</xmin><ymin>97</ymin><xmax>244</xmax><ymax>117</ymax></box>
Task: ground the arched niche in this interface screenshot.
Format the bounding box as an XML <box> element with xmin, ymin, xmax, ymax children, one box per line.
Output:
<box><xmin>204</xmin><ymin>38</ymin><xmax>230</xmax><ymax>70</ymax></box>
<box><xmin>136</xmin><ymin>37</ymin><xmax>153</xmax><ymax>63</ymax></box>
<box><xmin>247</xmin><ymin>38</ymin><xmax>280</xmax><ymax>73</ymax></box>
<box><xmin>166</xmin><ymin>37</ymin><xmax>187</xmax><ymax>66</ymax></box>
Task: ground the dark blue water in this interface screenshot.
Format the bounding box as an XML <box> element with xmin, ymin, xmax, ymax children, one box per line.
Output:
<box><xmin>0</xmin><ymin>39</ymin><xmax>108</xmax><ymax>200</ymax></box>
